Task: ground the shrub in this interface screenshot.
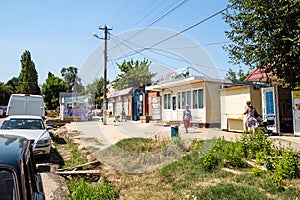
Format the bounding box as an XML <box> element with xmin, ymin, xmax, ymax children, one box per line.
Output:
<box><xmin>252</xmin><ymin>166</ymin><xmax>264</xmax><ymax>177</ymax></box>
<box><xmin>201</xmin><ymin>138</ymin><xmax>247</xmax><ymax>170</ymax></box>
<box><xmin>67</xmin><ymin>177</ymin><xmax>118</xmax><ymax>200</ymax></box>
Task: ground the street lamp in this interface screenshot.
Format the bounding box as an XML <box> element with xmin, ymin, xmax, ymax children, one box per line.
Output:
<box><xmin>93</xmin><ymin>26</ymin><xmax>112</xmax><ymax>125</ymax></box>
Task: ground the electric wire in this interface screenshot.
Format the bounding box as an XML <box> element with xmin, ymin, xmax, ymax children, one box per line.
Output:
<box><xmin>108</xmin><ymin>0</ymin><xmax>190</xmax><ymax>52</ymax></box>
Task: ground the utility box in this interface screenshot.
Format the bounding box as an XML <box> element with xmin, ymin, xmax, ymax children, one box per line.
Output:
<box><xmin>170</xmin><ymin>126</ymin><xmax>179</xmax><ymax>137</ymax></box>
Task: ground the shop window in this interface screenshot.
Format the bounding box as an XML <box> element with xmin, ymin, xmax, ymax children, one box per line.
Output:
<box><xmin>164</xmin><ymin>94</ymin><xmax>171</xmax><ymax>109</ymax></box>
<box><xmin>182</xmin><ymin>91</ymin><xmax>186</xmax><ymax>108</ymax></box>
<box><xmin>193</xmin><ymin>90</ymin><xmax>198</xmax><ymax>108</ymax></box>
<box><xmin>198</xmin><ymin>89</ymin><xmax>204</xmax><ymax>108</ymax></box>
<box><xmin>187</xmin><ymin>91</ymin><xmax>191</xmax><ymax>107</ymax></box>
<box><xmin>177</xmin><ymin>93</ymin><xmax>181</xmax><ymax>109</ymax></box>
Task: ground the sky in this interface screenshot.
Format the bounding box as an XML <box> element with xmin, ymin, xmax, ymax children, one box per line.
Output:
<box><xmin>0</xmin><ymin>0</ymin><xmax>235</xmax><ymax>85</ymax></box>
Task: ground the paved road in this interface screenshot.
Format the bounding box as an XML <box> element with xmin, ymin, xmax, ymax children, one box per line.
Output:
<box><xmin>67</xmin><ymin>117</ymin><xmax>300</xmax><ymax>151</ymax></box>
<box><xmin>64</xmin><ymin>117</ymin><xmax>300</xmax><ymax>173</ymax></box>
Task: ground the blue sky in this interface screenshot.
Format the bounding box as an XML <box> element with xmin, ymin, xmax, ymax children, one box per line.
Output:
<box><xmin>0</xmin><ymin>0</ymin><xmax>235</xmax><ymax>85</ymax></box>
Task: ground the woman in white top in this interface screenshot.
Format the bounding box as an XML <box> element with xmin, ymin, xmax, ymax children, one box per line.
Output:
<box><xmin>183</xmin><ymin>104</ymin><xmax>192</xmax><ymax>133</ymax></box>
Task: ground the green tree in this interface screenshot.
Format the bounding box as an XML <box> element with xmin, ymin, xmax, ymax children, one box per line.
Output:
<box><xmin>0</xmin><ymin>82</ymin><xmax>13</xmax><ymax>105</ymax></box>
<box><xmin>6</xmin><ymin>77</ymin><xmax>20</xmax><ymax>93</ymax></box>
<box><xmin>85</xmin><ymin>78</ymin><xmax>106</xmax><ymax>108</ymax></box>
<box><xmin>225</xmin><ymin>67</ymin><xmax>250</xmax><ymax>81</ymax></box>
<box><xmin>224</xmin><ymin>0</ymin><xmax>300</xmax><ymax>88</ymax></box>
<box><xmin>19</xmin><ymin>50</ymin><xmax>41</xmax><ymax>94</ymax></box>
<box><xmin>114</xmin><ymin>59</ymin><xmax>156</xmax><ymax>90</ymax></box>
<box><xmin>41</xmin><ymin>72</ymin><xmax>69</xmax><ymax>110</ymax></box>
<box><xmin>61</xmin><ymin>66</ymin><xmax>84</xmax><ymax>92</ymax></box>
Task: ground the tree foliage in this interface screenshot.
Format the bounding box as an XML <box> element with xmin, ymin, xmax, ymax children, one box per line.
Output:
<box><xmin>85</xmin><ymin>78</ymin><xmax>106</xmax><ymax>107</ymax></box>
<box><xmin>60</xmin><ymin>66</ymin><xmax>84</xmax><ymax>92</ymax></box>
<box><xmin>19</xmin><ymin>50</ymin><xmax>41</xmax><ymax>94</ymax></box>
<box><xmin>41</xmin><ymin>72</ymin><xmax>69</xmax><ymax>110</ymax></box>
<box><xmin>225</xmin><ymin>67</ymin><xmax>250</xmax><ymax>81</ymax></box>
<box><xmin>114</xmin><ymin>59</ymin><xmax>156</xmax><ymax>90</ymax></box>
<box><xmin>0</xmin><ymin>82</ymin><xmax>13</xmax><ymax>105</ymax></box>
<box><xmin>224</xmin><ymin>0</ymin><xmax>300</xmax><ymax>88</ymax></box>
<box><xmin>6</xmin><ymin>77</ymin><xmax>20</xmax><ymax>93</ymax></box>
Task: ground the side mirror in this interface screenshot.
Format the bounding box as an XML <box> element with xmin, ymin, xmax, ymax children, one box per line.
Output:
<box><xmin>46</xmin><ymin>126</ymin><xmax>53</xmax><ymax>130</ymax></box>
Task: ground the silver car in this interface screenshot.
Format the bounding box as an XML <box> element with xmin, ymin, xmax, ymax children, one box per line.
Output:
<box><xmin>0</xmin><ymin>115</ymin><xmax>52</xmax><ymax>157</ymax></box>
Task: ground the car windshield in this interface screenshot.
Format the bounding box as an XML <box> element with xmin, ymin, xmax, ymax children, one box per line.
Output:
<box><xmin>1</xmin><ymin>119</ymin><xmax>45</xmax><ymax>130</ymax></box>
<box><xmin>0</xmin><ymin>169</ymin><xmax>17</xmax><ymax>200</ymax></box>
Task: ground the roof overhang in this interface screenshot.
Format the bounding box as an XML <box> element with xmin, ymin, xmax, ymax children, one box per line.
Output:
<box><xmin>146</xmin><ymin>76</ymin><xmax>232</xmax><ymax>91</ymax></box>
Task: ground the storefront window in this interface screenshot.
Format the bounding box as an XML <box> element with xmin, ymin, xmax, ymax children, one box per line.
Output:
<box><xmin>177</xmin><ymin>93</ymin><xmax>181</xmax><ymax>109</ymax></box>
<box><xmin>164</xmin><ymin>94</ymin><xmax>171</xmax><ymax>109</ymax></box>
<box><xmin>187</xmin><ymin>91</ymin><xmax>191</xmax><ymax>107</ymax></box>
<box><xmin>193</xmin><ymin>90</ymin><xmax>198</xmax><ymax>108</ymax></box>
<box><xmin>198</xmin><ymin>89</ymin><xmax>204</xmax><ymax>108</ymax></box>
<box><xmin>182</xmin><ymin>91</ymin><xmax>186</xmax><ymax>108</ymax></box>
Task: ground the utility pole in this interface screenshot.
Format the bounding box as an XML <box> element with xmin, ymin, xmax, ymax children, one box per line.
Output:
<box><xmin>93</xmin><ymin>25</ymin><xmax>112</xmax><ymax>125</ymax></box>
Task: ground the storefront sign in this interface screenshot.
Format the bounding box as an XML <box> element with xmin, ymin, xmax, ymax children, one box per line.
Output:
<box><xmin>151</xmin><ymin>97</ymin><xmax>161</xmax><ymax>120</ymax></box>
<box><xmin>154</xmin><ymin>67</ymin><xmax>189</xmax><ymax>85</ymax></box>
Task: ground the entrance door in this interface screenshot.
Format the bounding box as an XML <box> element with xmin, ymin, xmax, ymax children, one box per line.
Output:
<box><xmin>171</xmin><ymin>95</ymin><xmax>178</xmax><ymax>120</ymax></box>
<box><xmin>292</xmin><ymin>90</ymin><xmax>300</xmax><ymax>136</ymax></box>
<box><xmin>262</xmin><ymin>87</ymin><xmax>277</xmax><ymax>133</ymax></box>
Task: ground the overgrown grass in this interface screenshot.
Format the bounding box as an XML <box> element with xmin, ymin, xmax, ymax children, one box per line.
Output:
<box><xmin>56</xmin><ymin>130</ymin><xmax>300</xmax><ymax>199</ymax></box>
<box><xmin>63</xmin><ymin>139</ymin><xmax>87</xmax><ymax>168</ymax></box>
<box><xmin>67</xmin><ymin>177</ymin><xmax>118</xmax><ymax>200</ymax></box>
<box><xmin>115</xmin><ymin>137</ymin><xmax>170</xmax><ymax>153</ymax></box>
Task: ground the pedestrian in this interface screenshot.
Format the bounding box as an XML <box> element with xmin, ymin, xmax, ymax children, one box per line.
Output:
<box><xmin>244</xmin><ymin>101</ymin><xmax>258</xmax><ymax>134</ymax></box>
<box><xmin>183</xmin><ymin>104</ymin><xmax>192</xmax><ymax>133</ymax></box>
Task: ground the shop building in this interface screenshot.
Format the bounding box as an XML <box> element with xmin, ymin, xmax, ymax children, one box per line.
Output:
<box><xmin>146</xmin><ymin>74</ymin><xmax>231</xmax><ymax>128</ymax></box>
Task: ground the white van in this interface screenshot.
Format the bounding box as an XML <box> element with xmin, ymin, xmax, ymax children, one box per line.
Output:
<box><xmin>7</xmin><ymin>94</ymin><xmax>46</xmax><ymax>117</ymax></box>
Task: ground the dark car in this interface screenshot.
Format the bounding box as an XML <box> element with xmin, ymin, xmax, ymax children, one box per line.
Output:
<box><xmin>0</xmin><ymin>134</ymin><xmax>45</xmax><ymax>200</ymax></box>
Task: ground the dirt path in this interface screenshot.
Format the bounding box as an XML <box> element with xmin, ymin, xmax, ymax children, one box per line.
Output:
<box><xmin>36</xmin><ymin>127</ymin><xmax>74</xmax><ymax>200</ymax></box>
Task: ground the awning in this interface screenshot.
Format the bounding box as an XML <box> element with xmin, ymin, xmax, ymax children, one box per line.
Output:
<box><xmin>107</xmin><ymin>87</ymin><xmax>133</xmax><ymax>98</ymax></box>
<box><xmin>146</xmin><ymin>76</ymin><xmax>231</xmax><ymax>91</ymax></box>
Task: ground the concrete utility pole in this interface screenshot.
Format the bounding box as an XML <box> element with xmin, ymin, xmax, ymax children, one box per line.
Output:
<box><xmin>93</xmin><ymin>25</ymin><xmax>112</xmax><ymax>125</ymax></box>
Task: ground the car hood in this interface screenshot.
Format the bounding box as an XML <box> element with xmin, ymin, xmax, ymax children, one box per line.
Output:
<box><xmin>0</xmin><ymin>129</ymin><xmax>50</xmax><ymax>143</ymax></box>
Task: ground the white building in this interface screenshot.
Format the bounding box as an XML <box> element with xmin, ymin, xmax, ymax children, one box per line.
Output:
<box><xmin>146</xmin><ymin>76</ymin><xmax>231</xmax><ymax>128</ymax></box>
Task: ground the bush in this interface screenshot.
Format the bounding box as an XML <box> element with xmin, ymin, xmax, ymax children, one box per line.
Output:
<box><xmin>240</xmin><ymin>130</ymin><xmax>273</xmax><ymax>159</ymax></box>
<box><xmin>67</xmin><ymin>177</ymin><xmax>118</xmax><ymax>200</ymax></box>
<box><xmin>200</xmin><ymin>138</ymin><xmax>247</xmax><ymax>170</ymax></box>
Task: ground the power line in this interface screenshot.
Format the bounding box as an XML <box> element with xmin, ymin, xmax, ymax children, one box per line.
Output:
<box><xmin>108</xmin><ymin>0</ymin><xmax>190</xmax><ymax>52</ymax></box>
<box><xmin>109</xmin><ymin>5</ymin><xmax>231</xmax><ymax>61</ymax></box>
<box><xmin>146</xmin><ymin>0</ymin><xmax>190</xmax><ymax>27</ymax></box>
<box><xmin>149</xmin><ymin>6</ymin><xmax>231</xmax><ymax>49</ymax></box>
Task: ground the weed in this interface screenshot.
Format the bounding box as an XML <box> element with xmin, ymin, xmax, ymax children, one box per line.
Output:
<box><xmin>192</xmin><ymin>183</ymin><xmax>270</xmax><ymax>200</ymax></box>
<box><xmin>67</xmin><ymin>177</ymin><xmax>118</xmax><ymax>200</ymax></box>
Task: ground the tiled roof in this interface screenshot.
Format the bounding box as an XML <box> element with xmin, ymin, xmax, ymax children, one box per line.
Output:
<box><xmin>245</xmin><ymin>68</ymin><xmax>274</xmax><ymax>81</ymax></box>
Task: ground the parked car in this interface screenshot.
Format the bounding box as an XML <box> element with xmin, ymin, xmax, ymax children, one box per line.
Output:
<box><xmin>0</xmin><ymin>108</ymin><xmax>3</xmax><ymax>117</ymax></box>
<box><xmin>0</xmin><ymin>105</ymin><xmax>7</xmax><ymax>117</ymax></box>
<box><xmin>6</xmin><ymin>94</ymin><xmax>46</xmax><ymax>117</ymax></box>
<box><xmin>0</xmin><ymin>115</ymin><xmax>52</xmax><ymax>157</ymax></box>
<box><xmin>0</xmin><ymin>134</ymin><xmax>45</xmax><ymax>199</ymax></box>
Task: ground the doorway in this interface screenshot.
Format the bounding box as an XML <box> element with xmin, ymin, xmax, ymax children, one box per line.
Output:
<box><xmin>172</xmin><ymin>95</ymin><xmax>177</xmax><ymax>120</ymax></box>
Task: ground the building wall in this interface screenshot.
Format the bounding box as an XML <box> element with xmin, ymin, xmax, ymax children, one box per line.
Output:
<box><xmin>204</xmin><ymin>82</ymin><xmax>223</xmax><ymax>127</ymax></box>
<box><xmin>220</xmin><ymin>85</ymin><xmax>265</xmax><ymax>132</ymax></box>
<box><xmin>220</xmin><ymin>86</ymin><xmax>250</xmax><ymax>131</ymax></box>
<box><xmin>250</xmin><ymin>87</ymin><xmax>262</xmax><ymax>115</ymax></box>
<box><xmin>160</xmin><ymin>81</ymin><xmax>223</xmax><ymax>126</ymax></box>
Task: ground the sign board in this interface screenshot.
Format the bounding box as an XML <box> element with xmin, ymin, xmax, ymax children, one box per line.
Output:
<box><xmin>150</xmin><ymin>97</ymin><xmax>161</xmax><ymax>120</ymax></box>
<box><xmin>154</xmin><ymin>67</ymin><xmax>189</xmax><ymax>85</ymax></box>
